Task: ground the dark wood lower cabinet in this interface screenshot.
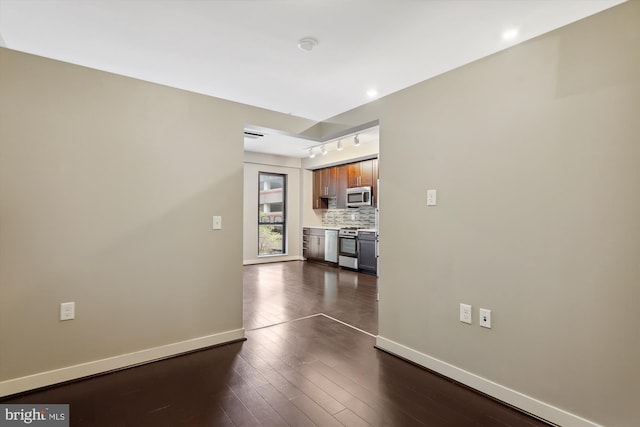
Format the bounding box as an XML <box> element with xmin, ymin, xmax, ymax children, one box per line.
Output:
<box><xmin>302</xmin><ymin>228</ymin><xmax>324</xmax><ymax>261</ymax></box>
<box><xmin>357</xmin><ymin>231</ymin><xmax>377</xmax><ymax>275</ymax></box>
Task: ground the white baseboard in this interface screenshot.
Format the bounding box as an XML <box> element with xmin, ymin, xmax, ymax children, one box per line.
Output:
<box><xmin>375</xmin><ymin>336</ymin><xmax>602</xmax><ymax>427</ymax></box>
<box><xmin>0</xmin><ymin>328</ymin><xmax>245</xmax><ymax>398</ymax></box>
<box><xmin>243</xmin><ymin>255</ymin><xmax>303</xmax><ymax>265</ymax></box>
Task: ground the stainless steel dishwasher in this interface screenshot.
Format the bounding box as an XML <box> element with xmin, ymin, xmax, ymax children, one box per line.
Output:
<box><xmin>324</xmin><ymin>229</ymin><xmax>338</xmax><ymax>263</ymax></box>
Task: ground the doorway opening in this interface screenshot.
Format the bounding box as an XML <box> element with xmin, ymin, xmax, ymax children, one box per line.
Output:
<box><xmin>242</xmin><ymin>122</ymin><xmax>380</xmax><ymax>335</ymax></box>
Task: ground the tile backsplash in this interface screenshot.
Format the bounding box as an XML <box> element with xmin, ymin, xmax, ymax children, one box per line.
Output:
<box><xmin>321</xmin><ymin>199</ymin><xmax>376</xmax><ymax>228</ymax></box>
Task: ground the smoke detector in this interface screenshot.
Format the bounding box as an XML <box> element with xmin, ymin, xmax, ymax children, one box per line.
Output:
<box><xmin>297</xmin><ymin>37</ymin><xmax>318</xmax><ymax>52</ymax></box>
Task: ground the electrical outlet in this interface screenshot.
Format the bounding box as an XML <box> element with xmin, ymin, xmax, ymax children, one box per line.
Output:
<box><xmin>459</xmin><ymin>303</ymin><xmax>472</xmax><ymax>324</ymax></box>
<box><xmin>60</xmin><ymin>302</ymin><xmax>75</xmax><ymax>321</ymax></box>
<box><xmin>479</xmin><ymin>308</ymin><xmax>492</xmax><ymax>328</ymax></box>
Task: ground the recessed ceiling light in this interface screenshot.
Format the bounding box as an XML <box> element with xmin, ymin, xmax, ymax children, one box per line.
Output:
<box><xmin>502</xmin><ymin>28</ymin><xmax>519</xmax><ymax>41</ymax></box>
<box><xmin>366</xmin><ymin>89</ymin><xmax>378</xmax><ymax>98</ymax></box>
<box><xmin>298</xmin><ymin>37</ymin><xmax>318</xmax><ymax>52</ymax></box>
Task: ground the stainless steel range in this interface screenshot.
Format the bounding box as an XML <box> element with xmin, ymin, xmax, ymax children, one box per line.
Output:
<box><xmin>338</xmin><ymin>227</ymin><xmax>359</xmax><ymax>269</ymax></box>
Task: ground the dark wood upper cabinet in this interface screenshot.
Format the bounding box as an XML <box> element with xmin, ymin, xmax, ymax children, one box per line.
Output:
<box><xmin>312</xmin><ymin>169</ymin><xmax>328</xmax><ymax>209</ymax></box>
<box><xmin>336</xmin><ymin>165</ymin><xmax>348</xmax><ymax>209</ymax></box>
<box><xmin>346</xmin><ymin>163</ymin><xmax>361</xmax><ymax>187</ymax></box>
<box><xmin>312</xmin><ymin>158</ymin><xmax>378</xmax><ymax>209</ymax></box>
<box><xmin>322</xmin><ymin>166</ymin><xmax>338</xmax><ymax>197</ymax></box>
<box><xmin>359</xmin><ymin>159</ymin><xmax>375</xmax><ymax>187</ymax></box>
<box><xmin>348</xmin><ymin>159</ymin><xmax>375</xmax><ymax>187</ymax></box>
<box><xmin>312</xmin><ymin>166</ymin><xmax>339</xmax><ymax>209</ymax></box>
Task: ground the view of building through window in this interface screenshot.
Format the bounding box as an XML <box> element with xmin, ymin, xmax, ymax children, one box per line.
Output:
<box><xmin>258</xmin><ymin>172</ymin><xmax>286</xmax><ymax>255</ymax></box>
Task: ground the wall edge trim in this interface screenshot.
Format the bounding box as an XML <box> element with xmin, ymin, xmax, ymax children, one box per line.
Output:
<box><xmin>243</xmin><ymin>255</ymin><xmax>304</xmax><ymax>265</ymax></box>
<box><xmin>375</xmin><ymin>335</ymin><xmax>602</xmax><ymax>427</ymax></box>
<box><xmin>0</xmin><ymin>328</ymin><xmax>245</xmax><ymax>397</ymax></box>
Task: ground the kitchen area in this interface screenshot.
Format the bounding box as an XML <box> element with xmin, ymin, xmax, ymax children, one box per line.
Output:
<box><xmin>243</xmin><ymin>124</ymin><xmax>380</xmax><ymax>330</ymax></box>
<box><xmin>302</xmin><ymin>156</ymin><xmax>379</xmax><ymax>276</ymax></box>
<box><xmin>243</xmin><ymin>123</ymin><xmax>380</xmax><ymax>271</ymax></box>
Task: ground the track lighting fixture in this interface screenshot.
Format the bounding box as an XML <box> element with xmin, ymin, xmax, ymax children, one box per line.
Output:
<box><xmin>305</xmin><ymin>132</ymin><xmax>366</xmax><ymax>157</ymax></box>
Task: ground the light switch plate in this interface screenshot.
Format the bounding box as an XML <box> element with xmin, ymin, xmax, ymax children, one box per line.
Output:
<box><xmin>427</xmin><ymin>189</ymin><xmax>437</xmax><ymax>206</ymax></box>
<box><xmin>60</xmin><ymin>302</ymin><xmax>75</xmax><ymax>321</ymax></box>
<box><xmin>212</xmin><ymin>216</ymin><xmax>222</xmax><ymax>230</ymax></box>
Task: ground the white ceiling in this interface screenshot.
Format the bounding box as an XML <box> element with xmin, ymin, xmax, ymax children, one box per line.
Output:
<box><xmin>244</xmin><ymin>125</ymin><xmax>380</xmax><ymax>159</ymax></box>
<box><xmin>0</xmin><ymin>0</ymin><xmax>626</xmax><ymax>156</ymax></box>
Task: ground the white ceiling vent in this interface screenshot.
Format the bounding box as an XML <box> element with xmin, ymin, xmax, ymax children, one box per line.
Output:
<box><xmin>244</xmin><ymin>131</ymin><xmax>265</xmax><ymax>139</ymax></box>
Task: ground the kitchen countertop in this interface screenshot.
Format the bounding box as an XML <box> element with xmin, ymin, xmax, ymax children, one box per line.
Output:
<box><xmin>303</xmin><ymin>226</ymin><xmax>378</xmax><ymax>233</ymax></box>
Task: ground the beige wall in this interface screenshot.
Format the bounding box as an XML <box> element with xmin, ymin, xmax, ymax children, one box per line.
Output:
<box><xmin>2</xmin><ymin>2</ymin><xmax>639</xmax><ymax>424</ymax></box>
<box><xmin>0</xmin><ymin>48</ymin><xmax>316</xmax><ymax>394</ymax></box>
<box><xmin>301</xmin><ymin>169</ymin><xmax>322</xmax><ymax>228</ymax></box>
<box><xmin>243</xmin><ymin>152</ymin><xmax>302</xmax><ymax>264</ymax></box>
<box><xmin>317</xmin><ymin>3</ymin><xmax>640</xmax><ymax>426</ymax></box>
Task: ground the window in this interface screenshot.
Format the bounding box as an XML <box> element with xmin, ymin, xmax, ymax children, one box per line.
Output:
<box><xmin>258</xmin><ymin>172</ymin><xmax>286</xmax><ymax>255</ymax></box>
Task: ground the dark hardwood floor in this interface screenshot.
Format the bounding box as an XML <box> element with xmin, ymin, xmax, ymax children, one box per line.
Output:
<box><xmin>243</xmin><ymin>261</ymin><xmax>378</xmax><ymax>335</ymax></box>
<box><xmin>2</xmin><ymin>261</ymin><xmax>550</xmax><ymax>426</ymax></box>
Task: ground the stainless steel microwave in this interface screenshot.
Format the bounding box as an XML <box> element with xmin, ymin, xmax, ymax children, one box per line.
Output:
<box><xmin>346</xmin><ymin>186</ymin><xmax>372</xmax><ymax>207</ymax></box>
